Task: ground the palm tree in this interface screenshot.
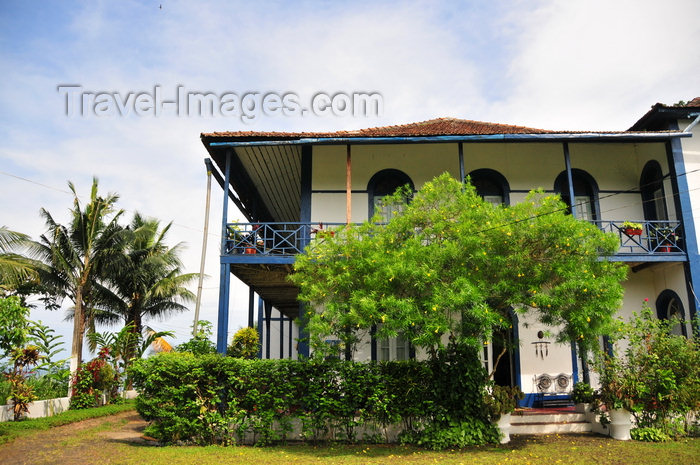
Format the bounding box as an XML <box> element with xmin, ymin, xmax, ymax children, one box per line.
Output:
<box><xmin>97</xmin><ymin>213</ymin><xmax>197</xmax><ymax>344</ymax></box>
<box><xmin>0</xmin><ymin>226</ymin><xmax>40</xmax><ymax>293</ymax></box>
<box><xmin>36</xmin><ymin>178</ymin><xmax>123</xmax><ymax>377</ymax></box>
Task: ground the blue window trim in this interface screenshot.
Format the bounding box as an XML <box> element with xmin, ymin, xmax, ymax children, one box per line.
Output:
<box><xmin>467</xmin><ymin>168</ymin><xmax>511</xmax><ymax>206</ymax></box>
<box><xmin>367</xmin><ymin>169</ymin><xmax>415</xmax><ymax>218</ymax></box>
<box><xmin>553</xmin><ymin>168</ymin><xmax>601</xmax><ymax>221</ymax></box>
<box><xmin>640</xmin><ymin>160</ymin><xmax>667</xmax><ymax>221</ymax></box>
<box><xmin>655</xmin><ymin>289</ymin><xmax>688</xmax><ymax>337</ymax></box>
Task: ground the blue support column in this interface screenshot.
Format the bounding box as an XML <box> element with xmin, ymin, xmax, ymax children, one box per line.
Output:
<box><xmin>265</xmin><ymin>301</ymin><xmax>272</xmax><ymax>359</ymax></box>
<box><xmin>257</xmin><ymin>297</ymin><xmax>264</xmax><ymax>359</ymax></box>
<box><xmin>563</xmin><ymin>143</ymin><xmax>577</xmax><ymax>218</ymax></box>
<box><xmin>248</xmin><ymin>287</ymin><xmax>254</xmax><ymax>328</ymax></box>
<box><xmin>216</xmin><ymin>263</ymin><xmax>230</xmax><ymax>353</ymax></box>
<box><xmin>288</xmin><ymin>317</ymin><xmax>293</xmax><ymax>359</ymax></box>
<box><xmin>570</xmin><ymin>342</ymin><xmax>579</xmax><ymax>384</ymax></box>
<box><xmin>666</xmin><ymin>130</ymin><xmax>700</xmax><ymax>325</ymax></box>
<box><xmin>279</xmin><ymin>315</ymin><xmax>284</xmax><ymax>359</ymax></box>
<box><xmin>458</xmin><ymin>142</ymin><xmax>465</xmax><ymax>183</ymax></box>
<box><xmin>563</xmin><ymin>143</ymin><xmax>582</xmax><ymax>380</ymax></box>
<box><xmin>511</xmin><ymin>313</ymin><xmax>523</xmax><ymax>406</ymax></box>
<box><xmin>216</xmin><ymin>151</ymin><xmax>232</xmax><ymax>354</ymax></box>
<box><xmin>300</xmin><ymin>145</ymin><xmax>312</xmax><ymax>249</ymax></box>
<box><xmin>297</xmin><ymin>303</ymin><xmax>310</xmax><ymax>359</ymax></box>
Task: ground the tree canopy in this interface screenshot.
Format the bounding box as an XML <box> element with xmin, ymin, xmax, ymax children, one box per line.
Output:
<box><xmin>35</xmin><ymin>178</ymin><xmax>123</xmax><ymax>375</ymax></box>
<box><xmin>291</xmin><ymin>173</ymin><xmax>627</xmax><ymax>359</ymax></box>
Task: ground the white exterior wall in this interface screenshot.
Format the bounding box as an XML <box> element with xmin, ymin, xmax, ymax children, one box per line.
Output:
<box><xmin>310</xmin><ymin>141</ymin><xmax>673</xmax><ymax>225</ymax></box>
<box><xmin>678</xmin><ymin>118</ymin><xmax>700</xmax><ymax>248</ymax></box>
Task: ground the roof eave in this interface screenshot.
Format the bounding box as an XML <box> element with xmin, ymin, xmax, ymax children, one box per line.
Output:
<box><xmin>204</xmin><ymin>131</ymin><xmax>690</xmax><ymax>148</ymax></box>
<box><xmin>630</xmin><ymin>104</ymin><xmax>700</xmax><ymax>131</ymax></box>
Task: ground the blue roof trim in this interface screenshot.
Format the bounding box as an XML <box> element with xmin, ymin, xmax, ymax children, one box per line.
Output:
<box><xmin>208</xmin><ymin>132</ymin><xmax>691</xmax><ymax>147</ymax></box>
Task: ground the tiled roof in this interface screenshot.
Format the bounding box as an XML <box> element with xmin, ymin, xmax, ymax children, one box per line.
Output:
<box><xmin>629</xmin><ymin>97</ymin><xmax>700</xmax><ymax>130</ymax></box>
<box><xmin>680</xmin><ymin>97</ymin><xmax>700</xmax><ymax>107</ymax></box>
<box><xmin>201</xmin><ymin>117</ymin><xmax>557</xmax><ymax>139</ymax></box>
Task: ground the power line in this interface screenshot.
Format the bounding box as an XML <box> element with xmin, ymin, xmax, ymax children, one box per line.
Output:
<box><xmin>0</xmin><ymin>170</ymin><xmax>222</xmax><ymax>240</ymax></box>
<box><xmin>474</xmin><ymin>168</ymin><xmax>700</xmax><ymax>235</ymax></box>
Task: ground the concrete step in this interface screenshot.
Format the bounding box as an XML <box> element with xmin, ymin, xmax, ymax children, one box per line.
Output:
<box><xmin>509</xmin><ymin>410</ymin><xmax>592</xmax><ymax>435</ymax></box>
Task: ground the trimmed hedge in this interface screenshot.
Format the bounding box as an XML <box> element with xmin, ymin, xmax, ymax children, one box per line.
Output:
<box><xmin>130</xmin><ymin>349</ymin><xmax>498</xmax><ymax>448</ymax></box>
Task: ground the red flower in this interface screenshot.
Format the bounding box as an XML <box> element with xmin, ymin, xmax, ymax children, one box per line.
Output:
<box><xmin>644</xmin><ymin>298</ymin><xmax>649</xmax><ymax>302</ymax></box>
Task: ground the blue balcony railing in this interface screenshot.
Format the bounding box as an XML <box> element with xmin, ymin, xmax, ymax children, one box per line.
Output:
<box><xmin>224</xmin><ymin>222</ymin><xmax>348</xmax><ymax>256</ymax></box>
<box><xmin>594</xmin><ymin>220</ymin><xmax>684</xmax><ymax>255</ymax></box>
<box><xmin>224</xmin><ymin>220</ymin><xmax>685</xmax><ymax>258</ymax></box>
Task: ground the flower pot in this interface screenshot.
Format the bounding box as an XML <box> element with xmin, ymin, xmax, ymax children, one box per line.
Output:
<box><xmin>574</xmin><ymin>402</ymin><xmax>590</xmax><ymax>414</ymax></box>
<box><xmin>659</xmin><ymin>244</ymin><xmax>672</xmax><ymax>253</ymax></box>
<box><xmin>244</xmin><ymin>247</ymin><xmax>257</xmax><ymax>254</ymax></box>
<box><xmin>623</xmin><ymin>228</ymin><xmax>642</xmax><ymax>236</ymax></box>
<box><xmin>493</xmin><ymin>413</ymin><xmax>512</xmax><ymax>444</ymax></box>
<box><xmin>609</xmin><ymin>408</ymin><xmax>632</xmax><ymax>440</ymax></box>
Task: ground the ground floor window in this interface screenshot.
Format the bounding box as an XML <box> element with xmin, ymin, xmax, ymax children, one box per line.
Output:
<box><xmin>655</xmin><ymin>289</ymin><xmax>687</xmax><ymax>337</ymax></box>
<box><xmin>378</xmin><ymin>335</ymin><xmax>410</xmax><ymax>361</ymax></box>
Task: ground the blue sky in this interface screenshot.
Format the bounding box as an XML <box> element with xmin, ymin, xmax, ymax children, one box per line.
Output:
<box><xmin>1</xmin><ymin>0</ymin><xmax>699</xmax><ymax>356</ymax></box>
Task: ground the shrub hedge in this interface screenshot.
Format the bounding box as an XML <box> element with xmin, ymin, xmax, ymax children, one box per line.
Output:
<box><xmin>130</xmin><ymin>348</ymin><xmax>498</xmax><ymax>448</ymax></box>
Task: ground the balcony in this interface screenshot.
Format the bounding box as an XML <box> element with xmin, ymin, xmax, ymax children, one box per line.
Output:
<box><xmin>594</xmin><ymin>220</ymin><xmax>685</xmax><ymax>262</ymax></box>
<box><xmin>222</xmin><ymin>220</ymin><xmax>686</xmax><ymax>263</ymax></box>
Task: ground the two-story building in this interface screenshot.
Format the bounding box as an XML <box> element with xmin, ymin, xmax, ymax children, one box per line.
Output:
<box><xmin>200</xmin><ymin>113</ymin><xmax>696</xmax><ymax>405</ymax></box>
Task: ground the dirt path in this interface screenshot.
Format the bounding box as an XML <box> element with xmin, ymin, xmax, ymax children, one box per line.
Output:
<box><xmin>0</xmin><ymin>410</ymin><xmax>157</xmax><ymax>465</ymax></box>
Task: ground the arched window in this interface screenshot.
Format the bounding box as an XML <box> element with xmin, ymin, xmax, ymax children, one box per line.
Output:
<box><xmin>367</xmin><ymin>169</ymin><xmax>414</xmax><ymax>221</ymax></box>
<box><xmin>468</xmin><ymin>169</ymin><xmax>510</xmax><ymax>206</ymax></box>
<box><xmin>640</xmin><ymin>161</ymin><xmax>668</xmax><ymax>221</ymax></box>
<box><xmin>655</xmin><ymin>290</ymin><xmax>687</xmax><ymax>337</ymax></box>
<box><xmin>554</xmin><ymin>169</ymin><xmax>600</xmax><ymax>221</ymax></box>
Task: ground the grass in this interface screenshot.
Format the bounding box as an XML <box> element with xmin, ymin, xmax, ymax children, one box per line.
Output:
<box><xmin>108</xmin><ymin>435</ymin><xmax>700</xmax><ymax>465</ymax></box>
<box><xmin>0</xmin><ymin>400</ymin><xmax>135</xmax><ymax>445</ymax></box>
<box><xmin>1</xmin><ymin>406</ymin><xmax>698</xmax><ymax>464</ymax></box>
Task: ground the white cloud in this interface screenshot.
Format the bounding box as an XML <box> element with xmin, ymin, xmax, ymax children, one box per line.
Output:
<box><xmin>497</xmin><ymin>0</ymin><xmax>700</xmax><ymax>130</ymax></box>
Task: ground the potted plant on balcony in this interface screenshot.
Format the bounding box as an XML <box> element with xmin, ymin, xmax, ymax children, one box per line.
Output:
<box><xmin>484</xmin><ymin>384</ymin><xmax>524</xmax><ymax>444</ymax></box>
<box><xmin>655</xmin><ymin>226</ymin><xmax>676</xmax><ymax>253</ymax></box>
<box><xmin>621</xmin><ymin>221</ymin><xmax>643</xmax><ymax>236</ymax></box>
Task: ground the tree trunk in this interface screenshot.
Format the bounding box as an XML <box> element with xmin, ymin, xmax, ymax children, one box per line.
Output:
<box><xmin>68</xmin><ymin>285</ymin><xmax>84</xmax><ymax>397</ymax></box>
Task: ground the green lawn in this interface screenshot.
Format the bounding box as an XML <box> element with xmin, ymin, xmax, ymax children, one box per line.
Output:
<box><xmin>111</xmin><ymin>436</ymin><xmax>700</xmax><ymax>465</ymax></box>
<box><xmin>0</xmin><ymin>401</ymin><xmax>135</xmax><ymax>444</ymax></box>
<box><xmin>1</xmin><ymin>406</ymin><xmax>698</xmax><ymax>465</ymax></box>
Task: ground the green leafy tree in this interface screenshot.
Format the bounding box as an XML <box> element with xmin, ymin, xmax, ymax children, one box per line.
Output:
<box><xmin>87</xmin><ymin>323</ymin><xmax>173</xmax><ymax>389</ymax></box>
<box><xmin>595</xmin><ymin>304</ymin><xmax>700</xmax><ymax>437</ymax></box>
<box><xmin>291</xmin><ymin>173</ymin><xmax>626</xmax><ymax>361</ymax></box>
<box><xmin>5</xmin><ymin>345</ymin><xmax>41</xmax><ymax>420</ymax></box>
<box><xmin>35</xmin><ymin>177</ymin><xmax>124</xmax><ymax>377</ymax></box>
<box><xmin>28</xmin><ymin>320</ymin><xmax>67</xmax><ymax>370</ymax></box>
<box><xmin>27</xmin><ymin>320</ymin><xmax>69</xmax><ymax>396</ymax></box>
<box><xmin>177</xmin><ymin>320</ymin><xmax>216</xmax><ymax>355</ymax></box>
<box><xmin>227</xmin><ymin>327</ymin><xmax>260</xmax><ymax>359</ymax></box>
<box><xmin>0</xmin><ymin>296</ymin><xmax>31</xmax><ymax>358</ymax></box>
<box><xmin>96</xmin><ymin>213</ymin><xmax>196</xmax><ymax>342</ymax></box>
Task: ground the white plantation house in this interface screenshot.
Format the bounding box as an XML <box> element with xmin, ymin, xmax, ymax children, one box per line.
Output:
<box><xmin>200</xmin><ymin>99</ymin><xmax>698</xmax><ymax>407</ymax></box>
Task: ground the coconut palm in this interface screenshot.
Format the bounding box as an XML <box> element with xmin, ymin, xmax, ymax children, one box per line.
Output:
<box><xmin>36</xmin><ymin>178</ymin><xmax>123</xmax><ymax>377</ymax></box>
<box><xmin>97</xmin><ymin>213</ymin><xmax>197</xmax><ymax>342</ymax></box>
<box><xmin>0</xmin><ymin>226</ymin><xmax>40</xmax><ymax>293</ymax></box>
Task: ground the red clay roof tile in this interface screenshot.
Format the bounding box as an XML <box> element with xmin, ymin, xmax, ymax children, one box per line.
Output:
<box><xmin>201</xmin><ymin>117</ymin><xmax>556</xmax><ymax>139</ymax></box>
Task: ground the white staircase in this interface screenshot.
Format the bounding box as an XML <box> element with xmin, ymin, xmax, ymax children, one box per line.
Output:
<box><xmin>510</xmin><ymin>410</ymin><xmax>591</xmax><ymax>435</ymax></box>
